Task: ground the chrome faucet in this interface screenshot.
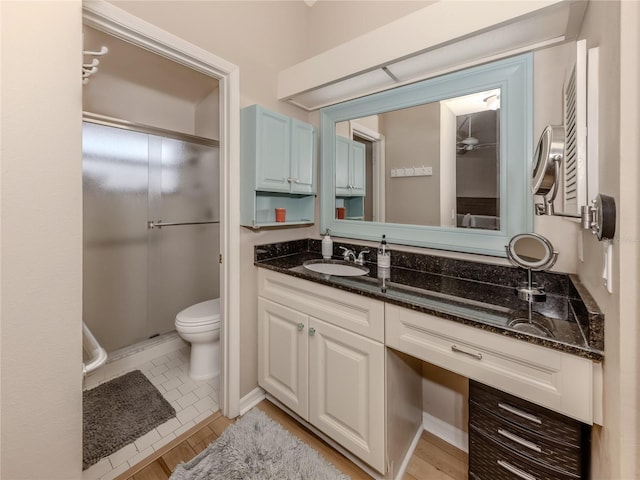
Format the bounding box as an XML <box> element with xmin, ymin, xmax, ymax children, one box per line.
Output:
<box><xmin>355</xmin><ymin>250</ymin><xmax>370</xmax><ymax>265</ymax></box>
<box><xmin>339</xmin><ymin>247</ymin><xmax>370</xmax><ymax>265</ymax></box>
<box><xmin>339</xmin><ymin>247</ymin><xmax>356</xmax><ymax>262</ymax></box>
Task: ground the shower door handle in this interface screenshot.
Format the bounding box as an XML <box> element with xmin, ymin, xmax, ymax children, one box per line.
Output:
<box><xmin>147</xmin><ymin>220</ymin><xmax>220</xmax><ymax>229</ymax></box>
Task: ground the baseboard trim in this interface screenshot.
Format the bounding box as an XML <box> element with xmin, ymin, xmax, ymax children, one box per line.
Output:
<box><xmin>422</xmin><ymin>412</ymin><xmax>469</xmax><ymax>453</ymax></box>
<box><xmin>239</xmin><ymin>386</ymin><xmax>266</xmax><ymax>416</ymax></box>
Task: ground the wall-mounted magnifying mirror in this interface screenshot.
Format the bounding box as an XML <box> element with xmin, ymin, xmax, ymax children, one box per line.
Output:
<box><xmin>531</xmin><ymin>125</ymin><xmax>563</xmax><ymax>210</ymax></box>
<box><xmin>532</xmin><ymin>124</ymin><xmax>616</xmax><ymax>241</ymax></box>
<box><xmin>506</xmin><ymin>233</ymin><xmax>558</xmax><ymax>302</ymax></box>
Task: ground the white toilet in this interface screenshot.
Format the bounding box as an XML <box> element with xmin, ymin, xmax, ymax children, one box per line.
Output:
<box><xmin>175</xmin><ymin>298</ymin><xmax>221</xmax><ymax>381</ymax></box>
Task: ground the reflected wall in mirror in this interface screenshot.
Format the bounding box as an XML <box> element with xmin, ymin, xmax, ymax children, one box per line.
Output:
<box><xmin>335</xmin><ymin>89</ymin><xmax>501</xmax><ymax>230</ymax></box>
<box><xmin>320</xmin><ymin>54</ymin><xmax>533</xmax><ymax>257</ymax></box>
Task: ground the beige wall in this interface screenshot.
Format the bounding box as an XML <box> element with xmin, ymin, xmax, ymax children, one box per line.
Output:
<box><xmin>83</xmin><ymin>73</ymin><xmax>199</xmax><ymax>135</ymax></box>
<box><xmin>1</xmin><ymin>1</ymin><xmax>83</xmax><ymax>478</ymax></box>
<box><xmin>576</xmin><ymin>1</ymin><xmax>640</xmax><ymax>478</ymax></box>
<box><xmin>306</xmin><ymin>0</ymin><xmax>434</xmax><ymax>57</ymax></box>
<box><xmin>381</xmin><ymin>103</ymin><xmax>441</xmax><ymax>226</ymax></box>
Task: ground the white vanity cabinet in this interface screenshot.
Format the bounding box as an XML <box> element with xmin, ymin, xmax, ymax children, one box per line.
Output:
<box><xmin>335</xmin><ymin>136</ymin><xmax>365</xmax><ymax>196</ymax></box>
<box><xmin>240</xmin><ymin>105</ymin><xmax>316</xmax><ymax>227</ymax></box>
<box><xmin>258</xmin><ymin>269</ymin><xmax>386</xmax><ymax>473</ymax></box>
<box><xmin>385</xmin><ymin>304</ymin><xmax>599</xmax><ymax>424</ymax></box>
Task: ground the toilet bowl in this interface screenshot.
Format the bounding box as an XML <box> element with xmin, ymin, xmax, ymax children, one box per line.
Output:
<box><xmin>175</xmin><ymin>298</ymin><xmax>221</xmax><ymax>381</ymax></box>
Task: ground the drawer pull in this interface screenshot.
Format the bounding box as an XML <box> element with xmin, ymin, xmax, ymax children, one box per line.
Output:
<box><xmin>497</xmin><ymin>460</ymin><xmax>538</xmax><ymax>480</ymax></box>
<box><xmin>451</xmin><ymin>344</ymin><xmax>482</xmax><ymax>360</ymax></box>
<box><xmin>498</xmin><ymin>428</ymin><xmax>542</xmax><ymax>453</ymax></box>
<box><xmin>297</xmin><ymin>322</ymin><xmax>304</xmax><ymax>331</ymax></box>
<box><xmin>498</xmin><ymin>402</ymin><xmax>542</xmax><ymax>425</ymax></box>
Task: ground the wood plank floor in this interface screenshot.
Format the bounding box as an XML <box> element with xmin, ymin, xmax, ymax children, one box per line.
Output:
<box><xmin>114</xmin><ymin>399</ymin><xmax>467</xmax><ymax>480</ymax></box>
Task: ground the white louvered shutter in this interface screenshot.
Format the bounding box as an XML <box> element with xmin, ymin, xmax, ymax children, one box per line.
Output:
<box><xmin>563</xmin><ymin>40</ymin><xmax>587</xmax><ymax>217</ymax></box>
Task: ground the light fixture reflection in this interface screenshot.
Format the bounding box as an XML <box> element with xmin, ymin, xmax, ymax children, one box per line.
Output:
<box><xmin>484</xmin><ymin>94</ymin><xmax>500</xmax><ymax>111</ymax></box>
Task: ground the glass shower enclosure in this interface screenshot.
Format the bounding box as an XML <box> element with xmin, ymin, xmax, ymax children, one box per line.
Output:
<box><xmin>82</xmin><ymin>118</ymin><xmax>220</xmax><ymax>353</ymax></box>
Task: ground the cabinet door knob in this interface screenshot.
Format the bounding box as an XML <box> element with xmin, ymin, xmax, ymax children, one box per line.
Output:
<box><xmin>297</xmin><ymin>322</ymin><xmax>304</xmax><ymax>331</ymax></box>
<box><xmin>308</xmin><ymin>327</ymin><xmax>316</xmax><ymax>336</ymax></box>
<box><xmin>294</xmin><ymin>178</ymin><xmax>300</xmax><ymax>183</ymax></box>
<box><xmin>286</xmin><ymin>177</ymin><xmax>292</xmax><ymax>183</ymax></box>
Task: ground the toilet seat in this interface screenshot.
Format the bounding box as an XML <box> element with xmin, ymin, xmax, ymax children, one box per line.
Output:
<box><xmin>175</xmin><ymin>299</ymin><xmax>221</xmax><ymax>328</ymax></box>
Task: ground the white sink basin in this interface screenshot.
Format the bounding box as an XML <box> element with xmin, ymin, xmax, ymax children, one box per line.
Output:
<box><xmin>303</xmin><ymin>260</ymin><xmax>369</xmax><ymax>277</ymax></box>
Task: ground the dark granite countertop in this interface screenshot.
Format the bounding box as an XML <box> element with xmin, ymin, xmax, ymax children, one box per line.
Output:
<box><xmin>255</xmin><ymin>239</ymin><xmax>604</xmax><ymax>361</ymax></box>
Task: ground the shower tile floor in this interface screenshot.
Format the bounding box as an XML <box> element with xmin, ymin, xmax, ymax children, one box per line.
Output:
<box><xmin>82</xmin><ymin>346</ymin><xmax>219</xmax><ymax>480</ymax></box>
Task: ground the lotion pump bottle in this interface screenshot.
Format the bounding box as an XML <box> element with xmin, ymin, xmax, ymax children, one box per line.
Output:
<box><xmin>322</xmin><ymin>229</ymin><xmax>333</xmax><ymax>259</ymax></box>
<box><xmin>377</xmin><ymin>234</ymin><xmax>391</xmax><ymax>268</ymax></box>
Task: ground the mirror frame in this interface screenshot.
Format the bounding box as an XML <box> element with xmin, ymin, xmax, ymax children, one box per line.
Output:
<box><xmin>319</xmin><ymin>54</ymin><xmax>533</xmax><ymax>257</ymax></box>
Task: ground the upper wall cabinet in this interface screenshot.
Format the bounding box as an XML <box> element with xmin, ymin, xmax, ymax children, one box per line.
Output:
<box><xmin>335</xmin><ymin>136</ymin><xmax>365</xmax><ymax>197</ymax></box>
<box><xmin>241</xmin><ymin>105</ymin><xmax>317</xmax><ymax>228</ymax></box>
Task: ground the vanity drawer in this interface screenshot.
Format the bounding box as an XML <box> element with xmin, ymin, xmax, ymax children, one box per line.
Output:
<box><xmin>470</xmin><ymin>381</ymin><xmax>585</xmax><ymax>446</ymax></box>
<box><xmin>470</xmin><ymin>404</ymin><xmax>584</xmax><ymax>476</ymax></box>
<box><xmin>385</xmin><ymin>304</ymin><xmax>594</xmax><ymax>423</ymax></box>
<box><xmin>469</xmin><ymin>428</ymin><xmax>579</xmax><ymax>480</ymax></box>
<box><xmin>259</xmin><ymin>269</ymin><xmax>384</xmax><ymax>342</ymax></box>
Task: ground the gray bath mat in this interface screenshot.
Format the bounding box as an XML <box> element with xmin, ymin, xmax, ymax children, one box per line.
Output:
<box><xmin>83</xmin><ymin>369</ymin><xmax>176</xmax><ymax>470</ymax></box>
<box><xmin>171</xmin><ymin>407</ymin><xmax>350</xmax><ymax>480</ymax></box>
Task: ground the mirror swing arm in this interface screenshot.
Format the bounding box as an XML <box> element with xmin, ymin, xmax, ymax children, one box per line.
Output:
<box><xmin>532</xmin><ymin>125</ymin><xmax>616</xmax><ymax>241</ymax></box>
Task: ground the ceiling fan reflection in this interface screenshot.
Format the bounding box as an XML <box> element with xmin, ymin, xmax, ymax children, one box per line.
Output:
<box><xmin>456</xmin><ymin>115</ymin><xmax>496</xmax><ymax>154</ymax></box>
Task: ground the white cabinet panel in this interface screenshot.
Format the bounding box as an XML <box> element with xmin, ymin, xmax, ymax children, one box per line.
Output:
<box><xmin>309</xmin><ymin>317</ymin><xmax>385</xmax><ymax>473</ymax></box>
<box><xmin>259</xmin><ymin>269</ymin><xmax>384</xmax><ymax>342</ymax></box>
<box><xmin>258</xmin><ymin>270</ymin><xmax>386</xmax><ymax>474</ymax></box>
<box><xmin>258</xmin><ymin>297</ymin><xmax>309</xmax><ymax>419</ymax></box>
<box><xmin>385</xmin><ymin>304</ymin><xmax>595</xmax><ymax>423</ymax></box>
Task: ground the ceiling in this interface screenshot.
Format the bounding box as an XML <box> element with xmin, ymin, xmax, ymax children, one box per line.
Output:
<box><xmin>83</xmin><ymin>26</ymin><xmax>218</xmax><ymax>103</ymax></box>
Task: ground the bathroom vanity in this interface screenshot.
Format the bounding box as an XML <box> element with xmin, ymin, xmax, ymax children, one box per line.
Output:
<box><xmin>254</xmin><ymin>239</ymin><xmax>603</xmax><ymax>478</ymax></box>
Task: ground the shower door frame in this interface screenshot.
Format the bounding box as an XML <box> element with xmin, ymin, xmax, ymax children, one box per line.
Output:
<box><xmin>83</xmin><ymin>2</ymin><xmax>241</xmax><ymax>418</ymax></box>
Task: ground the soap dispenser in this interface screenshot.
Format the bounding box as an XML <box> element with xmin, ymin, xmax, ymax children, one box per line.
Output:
<box><xmin>322</xmin><ymin>229</ymin><xmax>333</xmax><ymax>259</ymax></box>
<box><xmin>377</xmin><ymin>235</ymin><xmax>391</xmax><ymax>268</ymax></box>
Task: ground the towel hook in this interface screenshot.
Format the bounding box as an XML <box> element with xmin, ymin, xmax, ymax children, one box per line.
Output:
<box><xmin>82</xmin><ymin>45</ymin><xmax>109</xmax><ymax>85</ymax></box>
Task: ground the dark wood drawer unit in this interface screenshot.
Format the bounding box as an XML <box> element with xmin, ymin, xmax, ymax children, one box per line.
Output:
<box><xmin>469</xmin><ymin>381</ymin><xmax>590</xmax><ymax>480</ymax></box>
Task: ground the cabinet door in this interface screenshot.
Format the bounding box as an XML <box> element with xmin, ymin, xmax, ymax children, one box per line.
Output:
<box><xmin>308</xmin><ymin>317</ymin><xmax>385</xmax><ymax>473</ymax></box>
<box><xmin>335</xmin><ymin>137</ymin><xmax>366</xmax><ymax>197</ymax></box>
<box><xmin>349</xmin><ymin>140</ymin><xmax>366</xmax><ymax>196</ymax></box>
<box><xmin>335</xmin><ymin>136</ymin><xmax>351</xmax><ymax>195</ymax></box>
<box><xmin>258</xmin><ymin>297</ymin><xmax>309</xmax><ymax>419</ymax></box>
<box><xmin>290</xmin><ymin>119</ymin><xmax>316</xmax><ymax>194</ymax></box>
<box><xmin>255</xmin><ymin>109</ymin><xmax>291</xmax><ymax>193</ymax></box>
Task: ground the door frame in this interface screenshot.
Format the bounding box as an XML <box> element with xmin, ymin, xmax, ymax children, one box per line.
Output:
<box><xmin>350</xmin><ymin>122</ymin><xmax>386</xmax><ymax>222</ymax></box>
<box><xmin>82</xmin><ymin>1</ymin><xmax>241</xmax><ymax>418</ymax></box>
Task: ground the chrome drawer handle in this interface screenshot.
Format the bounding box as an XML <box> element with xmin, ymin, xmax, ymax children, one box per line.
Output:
<box><xmin>451</xmin><ymin>344</ymin><xmax>482</xmax><ymax>360</ymax></box>
<box><xmin>498</xmin><ymin>428</ymin><xmax>542</xmax><ymax>453</ymax></box>
<box><xmin>297</xmin><ymin>323</ymin><xmax>304</xmax><ymax>331</ymax></box>
<box><xmin>497</xmin><ymin>460</ymin><xmax>538</xmax><ymax>480</ymax></box>
<box><xmin>498</xmin><ymin>402</ymin><xmax>542</xmax><ymax>425</ymax></box>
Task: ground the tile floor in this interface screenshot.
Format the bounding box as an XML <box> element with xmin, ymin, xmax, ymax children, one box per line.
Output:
<box><xmin>82</xmin><ymin>346</ymin><xmax>219</xmax><ymax>480</ymax></box>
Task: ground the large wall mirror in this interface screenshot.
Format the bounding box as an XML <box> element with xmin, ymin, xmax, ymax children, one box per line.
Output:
<box><xmin>320</xmin><ymin>54</ymin><xmax>533</xmax><ymax>257</ymax></box>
